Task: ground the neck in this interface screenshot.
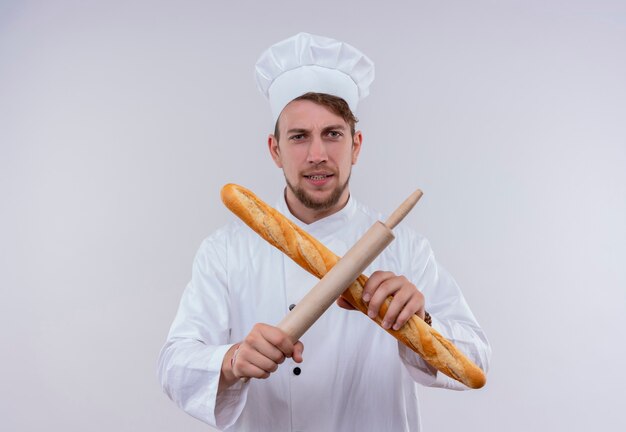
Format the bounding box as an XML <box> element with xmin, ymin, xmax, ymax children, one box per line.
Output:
<box><xmin>284</xmin><ymin>188</ymin><xmax>351</xmax><ymax>224</ymax></box>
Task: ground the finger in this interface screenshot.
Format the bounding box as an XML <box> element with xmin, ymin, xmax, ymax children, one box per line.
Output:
<box><xmin>361</xmin><ymin>271</ymin><xmax>395</xmax><ymax>303</ymax></box>
<box><xmin>392</xmin><ymin>295</ymin><xmax>423</xmax><ymax>331</ymax></box>
<box><xmin>236</xmin><ymin>347</ymin><xmax>280</xmax><ymax>375</ymax></box>
<box><xmin>234</xmin><ymin>360</ymin><xmax>271</xmax><ymax>380</ymax></box>
<box><xmin>381</xmin><ymin>287</ymin><xmax>413</xmax><ymax>330</ymax></box>
<box><xmin>416</xmin><ymin>305</ymin><xmax>426</xmax><ymax>321</ymax></box>
<box><xmin>367</xmin><ymin>276</ymin><xmax>404</xmax><ymax>319</ymax></box>
<box><xmin>245</xmin><ymin>328</ymin><xmax>286</xmax><ymax>364</ymax></box>
<box><xmin>250</xmin><ymin>337</ymin><xmax>286</xmax><ymax>364</ymax></box>
<box><xmin>336</xmin><ymin>297</ymin><xmax>356</xmax><ymax>310</ymax></box>
<box><xmin>261</xmin><ymin>327</ymin><xmax>297</xmax><ymax>358</ymax></box>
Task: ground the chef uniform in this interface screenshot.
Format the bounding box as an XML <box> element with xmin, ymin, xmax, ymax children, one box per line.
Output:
<box><xmin>158</xmin><ymin>33</ymin><xmax>491</xmax><ymax>432</ymax></box>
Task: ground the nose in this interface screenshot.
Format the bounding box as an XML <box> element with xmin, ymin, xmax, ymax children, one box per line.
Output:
<box><xmin>307</xmin><ymin>136</ymin><xmax>328</xmax><ymax>164</ymax></box>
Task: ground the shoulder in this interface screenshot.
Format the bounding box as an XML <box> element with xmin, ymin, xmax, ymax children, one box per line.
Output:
<box><xmin>392</xmin><ymin>224</ymin><xmax>431</xmax><ymax>253</ymax></box>
<box><xmin>351</xmin><ymin>198</ymin><xmax>383</xmax><ymax>225</ymax></box>
<box><xmin>194</xmin><ymin>220</ymin><xmax>261</xmax><ymax>261</ymax></box>
<box><xmin>352</xmin><ymin>198</ymin><xmax>429</xmax><ymax>247</ymax></box>
<box><xmin>200</xmin><ymin>220</ymin><xmax>251</xmax><ymax>245</ymax></box>
<box><xmin>353</xmin><ymin>197</ymin><xmax>432</xmax><ymax>260</ymax></box>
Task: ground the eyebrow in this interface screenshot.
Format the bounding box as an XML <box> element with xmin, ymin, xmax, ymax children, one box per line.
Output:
<box><xmin>286</xmin><ymin>128</ymin><xmax>308</xmax><ymax>135</ymax></box>
<box><xmin>286</xmin><ymin>125</ymin><xmax>347</xmax><ymax>135</ymax></box>
<box><xmin>322</xmin><ymin>124</ymin><xmax>347</xmax><ymax>133</ymax></box>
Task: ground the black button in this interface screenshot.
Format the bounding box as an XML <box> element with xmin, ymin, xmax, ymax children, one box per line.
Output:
<box><xmin>293</xmin><ymin>367</ymin><xmax>301</xmax><ymax>376</ymax></box>
<box><xmin>289</xmin><ymin>304</ymin><xmax>296</xmax><ymax>311</ymax></box>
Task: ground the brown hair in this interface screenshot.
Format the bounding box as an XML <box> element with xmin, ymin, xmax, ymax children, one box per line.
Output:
<box><xmin>273</xmin><ymin>92</ymin><xmax>359</xmax><ymax>141</ymax></box>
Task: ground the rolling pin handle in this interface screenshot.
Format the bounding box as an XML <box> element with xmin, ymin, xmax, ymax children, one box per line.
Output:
<box><xmin>384</xmin><ymin>189</ymin><xmax>423</xmax><ymax>229</ymax></box>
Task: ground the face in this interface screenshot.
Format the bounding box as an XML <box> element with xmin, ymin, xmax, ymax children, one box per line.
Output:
<box><xmin>268</xmin><ymin>99</ymin><xmax>362</xmax><ymax>221</ymax></box>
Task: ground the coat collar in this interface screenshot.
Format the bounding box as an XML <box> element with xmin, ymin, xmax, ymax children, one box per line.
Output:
<box><xmin>275</xmin><ymin>189</ymin><xmax>357</xmax><ymax>239</ymax></box>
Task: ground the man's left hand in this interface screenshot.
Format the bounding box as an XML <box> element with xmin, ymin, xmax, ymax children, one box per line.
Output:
<box><xmin>336</xmin><ymin>271</ymin><xmax>425</xmax><ymax>331</ymax></box>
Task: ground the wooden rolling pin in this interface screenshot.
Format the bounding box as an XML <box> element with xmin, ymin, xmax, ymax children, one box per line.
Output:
<box><xmin>221</xmin><ymin>183</ymin><xmax>486</xmax><ymax>389</ymax></box>
<box><xmin>276</xmin><ymin>193</ymin><xmax>419</xmax><ymax>340</ymax></box>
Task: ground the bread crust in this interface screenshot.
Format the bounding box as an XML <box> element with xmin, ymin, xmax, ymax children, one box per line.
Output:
<box><xmin>221</xmin><ymin>183</ymin><xmax>486</xmax><ymax>389</ymax></box>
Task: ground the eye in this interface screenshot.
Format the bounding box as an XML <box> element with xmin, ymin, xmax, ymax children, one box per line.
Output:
<box><xmin>327</xmin><ymin>130</ymin><xmax>343</xmax><ymax>138</ymax></box>
<box><xmin>290</xmin><ymin>134</ymin><xmax>305</xmax><ymax>141</ymax></box>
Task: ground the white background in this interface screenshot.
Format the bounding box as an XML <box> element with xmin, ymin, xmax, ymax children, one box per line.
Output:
<box><xmin>1</xmin><ymin>0</ymin><xmax>625</xmax><ymax>431</ymax></box>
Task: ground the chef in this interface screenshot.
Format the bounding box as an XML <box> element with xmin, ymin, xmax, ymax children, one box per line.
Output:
<box><xmin>158</xmin><ymin>33</ymin><xmax>491</xmax><ymax>432</ymax></box>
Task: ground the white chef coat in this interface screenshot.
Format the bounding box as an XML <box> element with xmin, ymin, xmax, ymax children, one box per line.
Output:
<box><xmin>158</xmin><ymin>194</ymin><xmax>491</xmax><ymax>432</ymax></box>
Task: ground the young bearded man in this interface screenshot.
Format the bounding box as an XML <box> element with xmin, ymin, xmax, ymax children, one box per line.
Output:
<box><xmin>158</xmin><ymin>33</ymin><xmax>491</xmax><ymax>432</ymax></box>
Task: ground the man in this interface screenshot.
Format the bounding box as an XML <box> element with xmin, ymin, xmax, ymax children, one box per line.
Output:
<box><xmin>158</xmin><ymin>33</ymin><xmax>491</xmax><ymax>432</ymax></box>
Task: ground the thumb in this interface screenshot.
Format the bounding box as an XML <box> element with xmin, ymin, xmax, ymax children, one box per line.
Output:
<box><xmin>336</xmin><ymin>297</ymin><xmax>356</xmax><ymax>310</ymax></box>
<box><xmin>292</xmin><ymin>341</ymin><xmax>304</xmax><ymax>363</ymax></box>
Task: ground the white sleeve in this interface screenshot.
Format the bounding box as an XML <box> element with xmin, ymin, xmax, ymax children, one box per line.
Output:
<box><xmin>398</xmin><ymin>234</ymin><xmax>492</xmax><ymax>390</ymax></box>
<box><xmin>157</xmin><ymin>233</ymin><xmax>249</xmax><ymax>429</ymax></box>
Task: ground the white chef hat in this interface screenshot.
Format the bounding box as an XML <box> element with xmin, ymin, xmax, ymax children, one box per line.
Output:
<box><xmin>255</xmin><ymin>32</ymin><xmax>375</xmax><ymax>123</ymax></box>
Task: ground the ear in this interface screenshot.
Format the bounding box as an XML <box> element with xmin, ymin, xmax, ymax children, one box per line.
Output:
<box><xmin>351</xmin><ymin>131</ymin><xmax>363</xmax><ymax>165</ymax></box>
<box><xmin>268</xmin><ymin>134</ymin><xmax>283</xmax><ymax>168</ymax></box>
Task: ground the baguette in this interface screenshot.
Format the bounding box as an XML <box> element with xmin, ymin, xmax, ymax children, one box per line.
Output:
<box><xmin>221</xmin><ymin>183</ymin><xmax>486</xmax><ymax>389</ymax></box>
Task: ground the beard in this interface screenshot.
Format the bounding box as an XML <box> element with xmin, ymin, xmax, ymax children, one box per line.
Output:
<box><xmin>285</xmin><ymin>171</ymin><xmax>351</xmax><ymax>211</ymax></box>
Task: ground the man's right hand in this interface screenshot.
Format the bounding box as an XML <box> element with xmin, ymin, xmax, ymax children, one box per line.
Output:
<box><xmin>220</xmin><ymin>323</ymin><xmax>304</xmax><ymax>390</ymax></box>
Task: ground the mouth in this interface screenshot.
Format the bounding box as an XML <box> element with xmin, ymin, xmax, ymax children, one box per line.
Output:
<box><xmin>304</xmin><ymin>174</ymin><xmax>333</xmax><ymax>180</ymax></box>
<box><xmin>303</xmin><ymin>172</ymin><xmax>335</xmax><ymax>186</ymax></box>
